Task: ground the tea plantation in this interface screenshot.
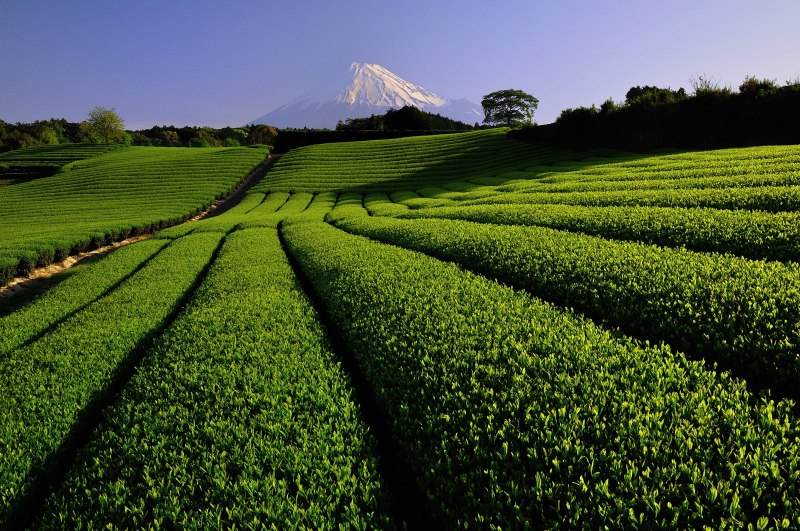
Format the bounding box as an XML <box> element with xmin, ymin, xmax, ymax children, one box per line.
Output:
<box><xmin>0</xmin><ymin>144</ymin><xmax>269</xmax><ymax>285</ymax></box>
<box><xmin>2</xmin><ymin>130</ymin><xmax>799</xmax><ymax>528</ymax></box>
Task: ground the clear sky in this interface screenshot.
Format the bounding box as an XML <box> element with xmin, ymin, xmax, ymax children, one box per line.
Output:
<box><xmin>2</xmin><ymin>0</ymin><xmax>799</xmax><ymax>129</ymax></box>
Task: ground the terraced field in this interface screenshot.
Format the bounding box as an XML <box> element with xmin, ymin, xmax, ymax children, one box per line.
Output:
<box><xmin>2</xmin><ymin>131</ymin><xmax>800</xmax><ymax>528</ymax></box>
<box><xmin>0</xmin><ymin>143</ymin><xmax>122</xmax><ymax>169</ymax></box>
<box><xmin>0</xmin><ymin>144</ymin><xmax>122</xmax><ymax>187</ymax></box>
<box><xmin>253</xmin><ymin>129</ymin><xmax>579</xmax><ymax>192</ymax></box>
<box><xmin>0</xmin><ymin>144</ymin><xmax>269</xmax><ymax>285</ymax></box>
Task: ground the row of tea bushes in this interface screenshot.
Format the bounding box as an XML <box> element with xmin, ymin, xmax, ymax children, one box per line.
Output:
<box><xmin>0</xmin><ymin>233</ymin><xmax>223</xmax><ymax>524</ymax></box>
<box><xmin>336</xmin><ymin>215</ymin><xmax>800</xmax><ymax>402</ymax></box>
<box><xmin>283</xmin><ymin>221</ymin><xmax>800</xmax><ymax>528</ymax></box>
<box><xmin>37</xmin><ymin>228</ymin><xmax>390</xmax><ymax>528</ymax></box>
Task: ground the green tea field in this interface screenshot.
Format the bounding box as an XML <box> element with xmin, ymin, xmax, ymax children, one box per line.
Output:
<box><xmin>1</xmin><ymin>130</ymin><xmax>799</xmax><ymax>529</ymax></box>
<box><xmin>0</xmin><ymin>145</ymin><xmax>270</xmax><ymax>285</ymax></box>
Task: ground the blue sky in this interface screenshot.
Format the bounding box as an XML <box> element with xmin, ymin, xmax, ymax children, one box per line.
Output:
<box><xmin>2</xmin><ymin>0</ymin><xmax>799</xmax><ymax>129</ymax></box>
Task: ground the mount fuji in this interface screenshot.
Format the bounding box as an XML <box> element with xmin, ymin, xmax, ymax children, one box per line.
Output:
<box><xmin>251</xmin><ymin>62</ymin><xmax>483</xmax><ymax>129</ymax></box>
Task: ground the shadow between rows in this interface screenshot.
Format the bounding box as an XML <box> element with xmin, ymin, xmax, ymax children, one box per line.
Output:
<box><xmin>329</xmin><ymin>217</ymin><xmax>800</xmax><ymax>410</ymax></box>
<box><xmin>5</xmin><ymin>234</ymin><xmax>229</xmax><ymax>531</ymax></box>
<box><xmin>277</xmin><ymin>220</ymin><xmax>437</xmax><ymax>530</ymax></box>
<box><xmin>272</xmin><ymin>133</ymin><xmax>671</xmax><ymax>195</ymax></box>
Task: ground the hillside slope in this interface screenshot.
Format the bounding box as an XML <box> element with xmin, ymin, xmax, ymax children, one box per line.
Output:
<box><xmin>0</xmin><ymin>144</ymin><xmax>121</xmax><ymax>184</ymax></box>
<box><xmin>2</xmin><ymin>133</ymin><xmax>800</xmax><ymax>527</ymax></box>
<box><xmin>0</xmin><ymin>145</ymin><xmax>268</xmax><ymax>284</ymax></box>
<box><xmin>255</xmin><ymin>129</ymin><xmax>576</xmax><ymax>193</ymax></box>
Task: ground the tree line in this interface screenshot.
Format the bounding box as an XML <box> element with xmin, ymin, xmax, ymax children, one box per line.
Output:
<box><xmin>6</xmin><ymin>76</ymin><xmax>800</xmax><ymax>154</ymax></box>
<box><xmin>1</xmin><ymin>105</ymin><xmax>473</xmax><ymax>154</ymax></box>
<box><xmin>130</xmin><ymin>124</ymin><xmax>278</xmax><ymax>148</ymax></box>
<box><xmin>336</xmin><ymin>105</ymin><xmax>475</xmax><ymax>131</ymax></box>
<box><xmin>510</xmin><ymin>75</ymin><xmax>800</xmax><ymax>150</ymax></box>
<box><xmin>0</xmin><ymin>107</ymin><xmax>131</xmax><ymax>151</ymax></box>
<box><xmin>0</xmin><ymin>107</ymin><xmax>279</xmax><ymax>153</ymax></box>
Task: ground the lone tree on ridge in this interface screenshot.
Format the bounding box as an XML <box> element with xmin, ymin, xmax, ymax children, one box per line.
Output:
<box><xmin>86</xmin><ymin>106</ymin><xmax>126</xmax><ymax>143</ymax></box>
<box><xmin>481</xmin><ymin>89</ymin><xmax>539</xmax><ymax>128</ymax></box>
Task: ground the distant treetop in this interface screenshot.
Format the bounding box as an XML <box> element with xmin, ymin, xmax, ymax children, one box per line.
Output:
<box><xmin>481</xmin><ymin>89</ymin><xmax>539</xmax><ymax>128</ymax></box>
<box><xmin>85</xmin><ymin>106</ymin><xmax>127</xmax><ymax>143</ymax></box>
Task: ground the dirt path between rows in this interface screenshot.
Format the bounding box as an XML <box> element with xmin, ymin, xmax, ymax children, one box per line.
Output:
<box><xmin>0</xmin><ymin>154</ymin><xmax>278</xmax><ymax>303</ymax></box>
<box><xmin>0</xmin><ymin>237</ymin><xmax>150</xmax><ymax>300</ymax></box>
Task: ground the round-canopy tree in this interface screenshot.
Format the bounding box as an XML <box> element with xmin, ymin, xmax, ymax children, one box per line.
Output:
<box><xmin>481</xmin><ymin>89</ymin><xmax>539</xmax><ymax>128</ymax></box>
<box><xmin>86</xmin><ymin>106</ymin><xmax>126</xmax><ymax>143</ymax></box>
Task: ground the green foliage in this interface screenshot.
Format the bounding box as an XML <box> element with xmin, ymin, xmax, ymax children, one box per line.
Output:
<box><xmin>161</xmin><ymin>130</ymin><xmax>180</xmax><ymax>144</ymax></box>
<box><xmin>0</xmin><ymin>142</ymin><xmax>118</xmax><ymax>167</ymax></box>
<box><xmin>599</xmin><ymin>98</ymin><xmax>621</xmax><ymax>115</ymax></box>
<box><xmin>625</xmin><ymin>85</ymin><xmax>688</xmax><ymax>107</ymax></box>
<box><xmin>38</xmin><ymin>228</ymin><xmax>390</xmax><ymax>528</ymax></box>
<box><xmin>0</xmin><ymin>145</ymin><xmax>268</xmax><ymax>284</ymax></box>
<box><xmin>0</xmin><ymin>233</ymin><xmax>223</xmax><ymax>524</ymax></box>
<box><xmin>189</xmin><ymin>128</ymin><xmax>224</xmax><ymax>147</ymax></box>
<box><xmin>3</xmin><ymin>126</ymin><xmax>800</xmax><ymax>526</ymax></box>
<box><xmin>324</xmin><ymin>192</ymin><xmax>368</xmax><ymax>224</ymax></box>
<box><xmin>739</xmin><ymin>76</ymin><xmax>780</xmax><ymax>99</ymax></box>
<box><xmin>284</xmin><ymin>221</ymin><xmax>800</xmax><ymax>528</ymax></box>
<box><xmin>456</xmin><ymin>144</ymin><xmax>800</xmax><ymax>211</ymax></box>
<box><xmin>37</xmin><ymin>127</ymin><xmax>58</xmax><ymax>145</ymax></box>
<box><xmin>283</xmin><ymin>191</ymin><xmax>338</xmax><ymax>225</ymax></box>
<box><xmin>464</xmin><ymin>183</ymin><xmax>800</xmax><ymax>212</ymax></box>
<box><xmin>335</xmin><ymin>215</ymin><xmax>800</xmax><ymax>401</ymax></box>
<box><xmin>481</xmin><ymin>89</ymin><xmax>539</xmax><ymax>127</ymax></box>
<box><xmin>690</xmin><ymin>74</ymin><xmax>733</xmax><ymax>98</ymax></box>
<box><xmin>130</xmin><ymin>124</ymin><xmax>278</xmax><ymax>148</ymax></box>
<box><xmin>238</xmin><ymin>192</ymin><xmax>314</xmax><ymax>229</ymax></box>
<box><xmin>336</xmin><ymin>105</ymin><xmax>474</xmax><ymax>132</ymax></box>
<box><xmin>336</xmin><ymin>114</ymin><xmax>385</xmax><ymax>131</ymax></box>
<box><xmin>398</xmin><ymin>202</ymin><xmax>800</xmax><ymax>263</ymax></box>
<box><xmin>246</xmin><ymin>124</ymin><xmax>279</xmax><ymax>145</ymax></box>
<box><xmin>556</xmin><ymin>104</ymin><xmax>598</xmax><ymax>125</ymax></box>
<box><xmin>77</xmin><ymin>120</ymin><xmax>95</xmax><ymax>143</ymax></box>
<box><xmin>364</xmin><ymin>192</ymin><xmax>409</xmax><ymax>216</ymax></box>
<box><xmin>0</xmin><ymin>239</ymin><xmax>169</xmax><ymax>359</ymax></box>
<box><xmin>535</xmin><ymin>74</ymin><xmax>800</xmax><ymax>150</ymax></box>
<box><xmin>256</xmin><ymin>129</ymin><xmax>570</xmax><ymax>193</ymax></box>
<box><xmin>0</xmin><ymin>143</ymin><xmax>121</xmax><ymax>186</ymax></box>
<box><xmin>0</xmin><ymin>119</ymin><xmax>75</xmax><ymax>153</ymax></box>
<box><xmin>86</xmin><ymin>106</ymin><xmax>127</xmax><ymax>143</ymax></box>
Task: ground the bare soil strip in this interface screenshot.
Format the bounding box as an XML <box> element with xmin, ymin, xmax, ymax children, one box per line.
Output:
<box><xmin>0</xmin><ymin>237</ymin><xmax>150</xmax><ymax>300</ymax></box>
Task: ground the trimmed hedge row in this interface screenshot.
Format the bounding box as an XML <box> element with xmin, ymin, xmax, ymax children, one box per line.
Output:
<box><xmin>38</xmin><ymin>228</ymin><xmax>390</xmax><ymax>528</ymax></box>
<box><xmin>336</xmin><ymin>216</ymin><xmax>800</xmax><ymax>401</ymax></box>
<box><xmin>396</xmin><ymin>202</ymin><xmax>800</xmax><ymax>263</ymax></box>
<box><xmin>258</xmin><ymin>130</ymin><xmax>574</xmax><ymax>193</ymax></box>
<box><xmin>0</xmin><ymin>239</ymin><xmax>169</xmax><ymax>359</ymax></box>
<box><xmin>458</xmin><ymin>184</ymin><xmax>800</xmax><ymax>212</ymax></box>
<box><xmin>283</xmin><ymin>221</ymin><xmax>800</xmax><ymax>528</ymax></box>
<box><xmin>0</xmin><ymin>146</ymin><xmax>268</xmax><ymax>285</ymax></box>
<box><xmin>0</xmin><ymin>233</ymin><xmax>223</xmax><ymax>524</ymax></box>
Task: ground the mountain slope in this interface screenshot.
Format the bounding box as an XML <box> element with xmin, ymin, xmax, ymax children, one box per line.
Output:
<box><xmin>252</xmin><ymin>62</ymin><xmax>482</xmax><ymax>129</ymax></box>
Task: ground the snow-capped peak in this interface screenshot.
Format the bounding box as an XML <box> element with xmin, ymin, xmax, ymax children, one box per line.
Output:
<box><xmin>333</xmin><ymin>62</ymin><xmax>448</xmax><ymax>108</ymax></box>
<box><xmin>251</xmin><ymin>62</ymin><xmax>482</xmax><ymax>129</ymax></box>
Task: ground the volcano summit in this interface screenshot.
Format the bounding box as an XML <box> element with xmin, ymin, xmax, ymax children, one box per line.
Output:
<box><xmin>251</xmin><ymin>62</ymin><xmax>482</xmax><ymax>129</ymax></box>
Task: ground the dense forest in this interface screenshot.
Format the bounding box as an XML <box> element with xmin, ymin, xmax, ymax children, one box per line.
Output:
<box><xmin>0</xmin><ymin>120</ymin><xmax>278</xmax><ymax>153</ymax></box>
<box><xmin>511</xmin><ymin>76</ymin><xmax>800</xmax><ymax>150</ymax></box>
<box><xmin>336</xmin><ymin>105</ymin><xmax>474</xmax><ymax>131</ymax></box>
